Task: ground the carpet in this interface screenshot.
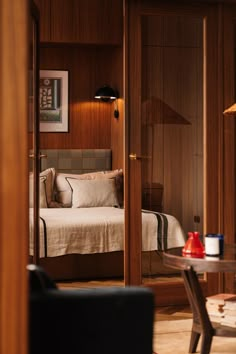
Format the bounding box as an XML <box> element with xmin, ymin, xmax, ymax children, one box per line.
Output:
<box><xmin>153</xmin><ymin>319</ymin><xmax>236</xmax><ymax>354</ymax></box>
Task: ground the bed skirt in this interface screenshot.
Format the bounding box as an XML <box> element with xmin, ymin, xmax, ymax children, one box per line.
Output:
<box><xmin>29</xmin><ymin>251</ymin><xmax>180</xmax><ymax>281</ymax></box>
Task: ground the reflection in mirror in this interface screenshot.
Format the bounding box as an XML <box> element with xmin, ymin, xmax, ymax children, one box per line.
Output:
<box><xmin>141</xmin><ymin>15</ymin><xmax>203</xmax><ymax>283</ymax></box>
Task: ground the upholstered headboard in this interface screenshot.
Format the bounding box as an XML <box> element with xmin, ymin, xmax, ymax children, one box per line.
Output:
<box><xmin>40</xmin><ymin>149</ymin><xmax>112</xmax><ymax>174</ymax></box>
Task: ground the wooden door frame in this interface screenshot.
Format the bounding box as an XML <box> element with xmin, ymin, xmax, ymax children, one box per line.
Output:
<box><xmin>30</xmin><ymin>0</ymin><xmax>40</xmax><ymax>265</ymax></box>
<box><xmin>0</xmin><ymin>0</ymin><xmax>29</xmax><ymax>353</ymax></box>
<box><xmin>124</xmin><ymin>0</ymin><xmax>227</xmax><ymax>305</ymax></box>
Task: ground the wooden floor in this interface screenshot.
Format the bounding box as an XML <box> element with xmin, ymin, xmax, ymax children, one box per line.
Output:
<box><xmin>154</xmin><ymin>304</ymin><xmax>192</xmax><ymax>321</ymax></box>
<box><xmin>56</xmin><ymin>277</ymin><xmax>192</xmax><ymax>322</ymax></box>
<box><xmin>56</xmin><ymin>275</ymin><xmax>183</xmax><ymax>289</ymax></box>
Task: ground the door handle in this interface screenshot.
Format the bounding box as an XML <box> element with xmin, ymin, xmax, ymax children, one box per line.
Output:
<box><xmin>29</xmin><ymin>154</ymin><xmax>47</xmax><ymax>159</ymax></box>
<box><xmin>129</xmin><ymin>153</ymin><xmax>151</xmax><ymax>160</ymax></box>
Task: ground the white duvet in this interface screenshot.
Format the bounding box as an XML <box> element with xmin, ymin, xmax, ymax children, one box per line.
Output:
<box><xmin>29</xmin><ymin>207</ymin><xmax>186</xmax><ymax>258</ymax></box>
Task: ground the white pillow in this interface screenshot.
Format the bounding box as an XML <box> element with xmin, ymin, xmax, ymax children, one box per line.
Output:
<box><xmin>54</xmin><ymin>171</ymin><xmax>105</xmax><ymax>206</ymax></box>
<box><xmin>54</xmin><ymin>169</ymin><xmax>123</xmax><ymax>207</ymax></box>
<box><xmin>66</xmin><ymin>178</ymin><xmax>119</xmax><ymax>208</ymax></box>
<box><xmin>29</xmin><ymin>176</ymin><xmax>47</xmax><ymax>208</ymax></box>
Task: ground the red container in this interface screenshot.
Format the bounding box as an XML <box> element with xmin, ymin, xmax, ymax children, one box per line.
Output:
<box><xmin>182</xmin><ymin>231</ymin><xmax>205</xmax><ymax>258</ymax></box>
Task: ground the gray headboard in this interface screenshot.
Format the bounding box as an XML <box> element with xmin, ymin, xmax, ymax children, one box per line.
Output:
<box><xmin>40</xmin><ymin>149</ymin><xmax>112</xmax><ymax>174</ymax></box>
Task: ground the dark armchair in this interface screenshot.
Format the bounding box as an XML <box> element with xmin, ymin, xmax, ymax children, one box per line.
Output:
<box><xmin>28</xmin><ymin>265</ymin><xmax>154</xmax><ymax>354</ymax></box>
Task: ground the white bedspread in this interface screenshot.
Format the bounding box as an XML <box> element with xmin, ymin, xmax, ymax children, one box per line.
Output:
<box><xmin>29</xmin><ymin>207</ymin><xmax>186</xmax><ymax>258</ymax></box>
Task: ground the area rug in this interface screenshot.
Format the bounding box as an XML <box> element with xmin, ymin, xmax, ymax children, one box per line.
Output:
<box><xmin>153</xmin><ymin>319</ymin><xmax>236</xmax><ymax>354</ymax></box>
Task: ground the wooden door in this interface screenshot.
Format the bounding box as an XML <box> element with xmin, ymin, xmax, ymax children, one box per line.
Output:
<box><xmin>124</xmin><ymin>0</ymin><xmax>223</xmax><ymax>305</ymax></box>
<box><xmin>0</xmin><ymin>0</ymin><xmax>29</xmax><ymax>353</ymax></box>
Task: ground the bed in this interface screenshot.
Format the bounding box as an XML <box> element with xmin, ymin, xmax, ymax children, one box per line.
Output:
<box><xmin>29</xmin><ymin>149</ymin><xmax>186</xmax><ymax>280</ymax></box>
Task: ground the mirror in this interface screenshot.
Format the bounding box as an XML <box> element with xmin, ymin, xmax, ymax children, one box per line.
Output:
<box><xmin>140</xmin><ymin>14</ymin><xmax>204</xmax><ymax>282</ymax></box>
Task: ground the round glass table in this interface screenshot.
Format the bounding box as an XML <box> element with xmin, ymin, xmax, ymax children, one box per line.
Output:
<box><xmin>163</xmin><ymin>245</ymin><xmax>236</xmax><ymax>354</ymax></box>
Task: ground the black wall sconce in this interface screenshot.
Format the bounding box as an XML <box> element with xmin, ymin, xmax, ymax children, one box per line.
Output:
<box><xmin>95</xmin><ymin>85</ymin><xmax>119</xmax><ymax>119</ymax></box>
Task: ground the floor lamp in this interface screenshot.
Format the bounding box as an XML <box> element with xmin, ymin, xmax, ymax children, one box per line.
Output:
<box><xmin>223</xmin><ymin>103</ymin><xmax>236</xmax><ymax>116</ymax></box>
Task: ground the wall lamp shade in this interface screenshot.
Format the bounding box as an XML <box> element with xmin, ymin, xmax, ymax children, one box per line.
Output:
<box><xmin>95</xmin><ymin>85</ymin><xmax>117</xmax><ymax>101</ymax></box>
<box><xmin>95</xmin><ymin>85</ymin><xmax>119</xmax><ymax>118</ymax></box>
<box><xmin>223</xmin><ymin>103</ymin><xmax>236</xmax><ymax>116</ymax></box>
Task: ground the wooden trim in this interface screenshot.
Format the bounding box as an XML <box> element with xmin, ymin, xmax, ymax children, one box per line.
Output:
<box><xmin>0</xmin><ymin>0</ymin><xmax>29</xmax><ymax>353</ymax></box>
<box><xmin>217</xmin><ymin>3</ymin><xmax>224</xmax><ymax>233</ymax></box>
<box><xmin>125</xmin><ymin>0</ymin><xmax>143</xmax><ymax>285</ymax></box>
<box><xmin>202</xmin><ymin>2</ymin><xmax>222</xmax><ymax>296</ymax></box>
<box><xmin>31</xmin><ymin>0</ymin><xmax>41</xmax><ymax>265</ymax></box>
<box><xmin>124</xmin><ymin>0</ymin><xmax>129</xmax><ymax>284</ymax></box>
<box><xmin>203</xmin><ymin>5</ymin><xmax>220</xmax><ymax>236</ymax></box>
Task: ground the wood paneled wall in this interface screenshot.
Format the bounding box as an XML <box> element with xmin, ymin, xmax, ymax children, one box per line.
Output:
<box><xmin>36</xmin><ymin>0</ymin><xmax>123</xmax><ymax>45</ymax></box>
<box><xmin>40</xmin><ymin>46</ymin><xmax>119</xmax><ymax>148</ymax></box>
<box><xmin>36</xmin><ymin>0</ymin><xmax>124</xmax><ymax>169</ymax></box>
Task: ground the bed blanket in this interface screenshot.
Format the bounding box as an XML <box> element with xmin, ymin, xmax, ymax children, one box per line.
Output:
<box><xmin>29</xmin><ymin>207</ymin><xmax>186</xmax><ymax>258</ymax></box>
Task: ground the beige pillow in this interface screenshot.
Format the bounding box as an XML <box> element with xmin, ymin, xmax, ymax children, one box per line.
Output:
<box><xmin>66</xmin><ymin>178</ymin><xmax>119</xmax><ymax>208</ymax></box>
<box><xmin>97</xmin><ymin>170</ymin><xmax>123</xmax><ymax>207</ymax></box>
<box><xmin>54</xmin><ymin>169</ymin><xmax>123</xmax><ymax>207</ymax></box>
<box><xmin>40</xmin><ymin>168</ymin><xmax>56</xmax><ymax>206</ymax></box>
<box><xmin>29</xmin><ymin>176</ymin><xmax>47</xmax><ymax>208</ymax></box>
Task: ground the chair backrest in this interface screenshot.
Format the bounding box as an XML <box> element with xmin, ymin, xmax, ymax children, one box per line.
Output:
<box><xmin>28</xmin><ymin>265</ymin><xmax>154</xmax><ymax>354</ymax></box>
<box><xmin>27</xmin><ymin>264</ymin><xmax>57</xmax><ymax>291</ymax></box>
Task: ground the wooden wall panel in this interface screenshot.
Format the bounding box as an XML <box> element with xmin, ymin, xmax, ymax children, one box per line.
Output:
<box><xmin>50</xmin><ymin>0</ymin><xmax>74</xmax><ymax>43</ymax></box>
<box><xmin>73</xmin><ymin>0</ymin><xmax>123</xmax><ymax>45</ymax></box>
<box><xmin>40</xmin><ymin>46</ymin><xmax>124</xmax><ymax>150</ymax></box>
<box><xmin>0</xmin><ymin>0</ymin><xmax>28</xmax><ymax>353</ymax></box>
<box><xmin>49</xmin><ymin>0</ymin><xmax>123</xmax><ymax>45</ymax></box>
<box><xmin>34</xmin><ymin>0</ymin><xmax>51</xmax><ymax>41</ymax></box>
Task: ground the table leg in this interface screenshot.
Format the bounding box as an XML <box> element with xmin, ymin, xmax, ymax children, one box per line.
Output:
<box><xmin>189</xmin><ymin>331</ymin><xmax>200</xmax><ymax>353</ymax></box>
<box><xmin>181</xmin><ymin>267</ymin><xmax>214</xmax><ymax>354</ymax></box>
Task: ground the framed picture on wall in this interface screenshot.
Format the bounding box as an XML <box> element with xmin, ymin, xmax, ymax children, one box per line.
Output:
<box><xmin>39</xmin><ymin>70</ymin><xmax>69</xmax><ymax>132</ymax></box>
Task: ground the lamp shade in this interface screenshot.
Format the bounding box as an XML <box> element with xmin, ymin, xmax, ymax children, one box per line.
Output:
<box><xmin>223</xmin><ymin>103</ymin><xmax>236</xmax><ymax>116</ymax></box>
<box><xmin>94</xmin><ymin>85</ymin><xmax>117</xmax><ymax>102</ymax></box>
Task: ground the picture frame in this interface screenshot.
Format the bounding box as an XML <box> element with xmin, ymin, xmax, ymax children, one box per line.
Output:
<box><xmin>39</xmin><ymin>70</ymin><xmax>69</xmax><ymax>132</ymax></box>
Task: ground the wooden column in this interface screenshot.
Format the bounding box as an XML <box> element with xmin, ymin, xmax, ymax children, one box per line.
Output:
<box><xmin>0</xmin><ymin>0</ymin><xmax>29</xmax><ymax>353</ymax></box>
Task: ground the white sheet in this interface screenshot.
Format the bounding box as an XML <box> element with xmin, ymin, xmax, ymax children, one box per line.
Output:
<box><xmin>29</xmin><ymin>207</ymin><xmax>186</xmax><ymax>258</ymax></box>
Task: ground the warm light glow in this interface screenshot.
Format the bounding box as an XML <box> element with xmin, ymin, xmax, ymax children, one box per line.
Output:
<box><xmin>223</xmin><ymin>103</ymin><xmax>236</xmax><ymax>115</ymax></box>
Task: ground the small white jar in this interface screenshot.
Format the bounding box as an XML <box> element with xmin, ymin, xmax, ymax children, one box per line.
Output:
<box><xmin>205</xmin><ymin>235</ymin><xmax>220</xmax><ymax>256</ymax></box>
